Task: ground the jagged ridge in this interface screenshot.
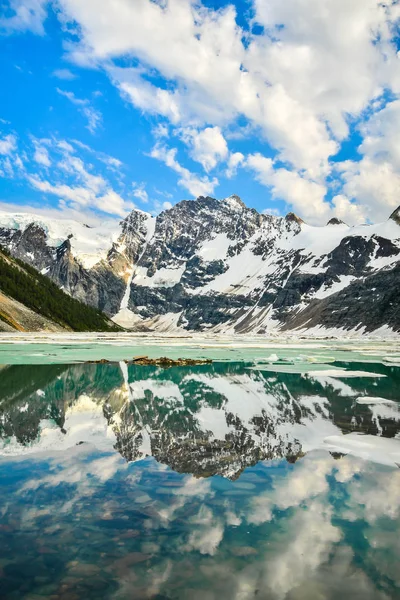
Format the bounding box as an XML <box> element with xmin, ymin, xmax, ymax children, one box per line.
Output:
<box><xmin>0</xmin><ymin>196</ymin><xmax>399</xmax><ymax>335</ymax></box>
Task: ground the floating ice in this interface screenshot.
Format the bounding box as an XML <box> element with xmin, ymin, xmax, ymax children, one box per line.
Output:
<box><xmin>356</xmin><ymin>397</ymin><xmax>398</xmax><ymax>405</ymax></box>
<box><xmin>324</xmin><ymin>433</ymin><xmax>400</xmax><ymax>468</ymax></box>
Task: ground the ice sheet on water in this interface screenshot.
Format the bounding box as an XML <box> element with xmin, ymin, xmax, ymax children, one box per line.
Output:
<box><xmin>324</xmin><ymin>434</ymin><xmax>400</xmax><ymax>468</ymax></box>
<box><xmin>356</xmin><ymin>397</ymin><xmax>398</xmax><ymax>405</ymax></box>
<box><xmin>251</xmin><ymin>365</ymin><xmax>386</xmax><ymax>377</ymax></box>
<box><xmin>0</xmin><ymin>333</ymin><xmax>398</xmax><ymax>366</ymax></box>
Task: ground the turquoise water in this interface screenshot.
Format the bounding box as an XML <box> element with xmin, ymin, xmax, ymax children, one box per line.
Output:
<box><xmin>0</xmin><ymin>355</ymin><xmax>399</xmax><ymax>599</ymax></box>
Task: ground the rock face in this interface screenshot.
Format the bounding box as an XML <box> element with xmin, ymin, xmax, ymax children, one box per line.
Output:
<box><xmin>0</xmin><ymin>290</ymin><xmax>65</xmax><ymax>333</ymax></box>
<box><xmin>1</xmin><ymin>196</ymin><xmax>399</xmax><ymax>334</ymax></box>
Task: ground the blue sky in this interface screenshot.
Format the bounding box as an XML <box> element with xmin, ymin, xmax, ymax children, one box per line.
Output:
<box><xmin>0</xmin><ymin>0</ymin><xmax>400</xmax><ymax>225</ymax></box>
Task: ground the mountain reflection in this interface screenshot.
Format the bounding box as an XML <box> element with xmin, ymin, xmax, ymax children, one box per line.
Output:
<box><xmin>0</xmin><ymin>361</ymin><xmax>399</xmax><ymax>478</ymax></box>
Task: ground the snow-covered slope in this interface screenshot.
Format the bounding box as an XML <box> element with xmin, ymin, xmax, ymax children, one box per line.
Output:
<box><xmin>1</xmin><ymin>195</ymin><xmax>399</xmax><ymax>335</ymax></box>
<box><xmin>0</xmin><ymin>211</ymin><xmax>121</xmax><ymax>269</ymax></box>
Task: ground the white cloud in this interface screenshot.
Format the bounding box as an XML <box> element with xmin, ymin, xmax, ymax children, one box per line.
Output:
<box><xmin>52</xmin><ymin>68</ymin><xmax>77</xmax><ymax>80</ymax></box>
<box><xmin>180</xmin><ymin>126</ymin><xmax>228</xmax><ymax>172</ymax></box>
<box><xmin>57</xmin><ymin>1</ymin><xmax>399</xmax><ymax>158</ymax></box>
<box><xmin>153</xmin><ymin>123</ymin><xmax>169</xmax><ymax>139</ymax></box>
<box><xmin>23</xmin><ymin>137</ymin><xmax>133</xmax><ymax>217</ymax></box>
<box><xmin>345</xmin><ymin>469</ymin><xmax>400</xmax><ymax>524</ymax></box>
<box><xmin>226</xmin><ymin>151</ymin><xmax>244</xmax><ymax>179</ymax></box>
<box><xmin>28</xmin><ymin>174</ymin><xmax>128</xmax><ymax>217</ymax></box>
<box><xmin>57</xmin><ymin>88</ymin><xmax>102</xmax><ymax>134</ymax></box>
<box><xmin>112</xmin><ymin>67</ymin><xmax>182</xmax><ymax>124</ymax></box>
<box><xmin>184</xmin><ymin>506</ymin><xmax>224</xmax><ymax>556</ymax></box>
<box><xmin>103</xmin><ymin>155</ymin><xmax>122</xmax><ymax>169</ymax></box>
<box><xmin>251</xmin><ymin>0</ymin><xmax>400</xmax><ymax>141</ymax></box>
<box><xmin>58</xmin><ymin>153</ymin><xmax>105</xmax><ymax>192</ymax></box>
<box><xmin>4</xmin><ymin>0</ymin><xmax>400</xmax><ymax>222</ymax></box>
<box><xmin>71</xmin><ymin>138</ymin><xmax>123</xmax><ymax>170</ymax></box>
<box><xmin>331</xmin><ymin>194</ymin><xmax>367</xmax><ymax>225</ymax></box>
<box><xmin>337</xmin><ymin>157</ymin><xmax>400</xmax><ymax>222</ymax></box>
<box><xmin>264</xmin><ymin>501</ymin><xmax>342</xmax><ymax>599</ymax></box>
<box><xmin>132</xmin><ymin>182</ymin><xmax>149</xmax><ymax>204</ymax></box>
<box><xmin>262</xmin><ymin>207</ymin><xmax>282</xmax><ymax>217</ymax></box>
<box><xmin>150</xmin><ymin>143</ymin><xmax>218</xmax><ymax>197</ymax></box>
<box><xmin>248</xmin><ymin>454</ymin><xmax>334</xmax><ymax>525</ymax></box>
<box><xmin>33</xmin><ymin>141</ymin><xmax>51</xmax><ymax>167</ymax></box>
<box><xmin>359</xmin><ymin>100</ymin><xmax>400</xmax><ymax>170</ymax></box>
<box><xmin>0</xmin><ymin>134</ymin><xmax>130</xmax><ymax>219</ymax></box>
<box><xmin>0</xmin><ymin>133</ymin><xmax>17</xmax><ymax>155</ymax></box>
<box><xmin>0</xmin><ymin>0</ymin><xmax>47</xmax><ymax>35</ymax></box>
<box><xmin>57</xmin><ymin>139</ymin><xmax>74</xmax><ymax>153</ymax></box>
<box><xmin>328</xmin><ymin>99</ymin><xmax>400</xmax><ymax>222</ymax></box>
<box><xmin>0</xmin><ymin>133</ymin><xmax>21</xmax><ymax>179</ymax></box>
<box><xmin>150</xmin><ymin>197</ymin><xmax>174</xmax><ymax>215</ymax></box>
<box><xmin>246</xmin><ymin>152</ymin><xmax>330</xmax><ymax>224</ymax></box>
<box><xmin>0</xmin><ymin>200</ymin><xmax>111</xmax><ymax>226</ymax></box>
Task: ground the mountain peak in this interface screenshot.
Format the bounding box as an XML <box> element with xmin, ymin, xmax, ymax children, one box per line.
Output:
<box><xmin>218</xmin><ymin>195</ymin><xmax>247</xmax><ymax>212</ymax></box>
<box><xmin>389</xmin><ymin>206</ymin><xmax>400</xmax><ymax>225</ymax></box>
<box><xmin>285</xmin><ymin>212</ymin><xmax>304</xmax><ymax>225</ymax></box>
<box><xmin>224</xmin><ymin>194</ymin><xmax>245</xmax><ymax>207</ymax></box>
<box><xmin>327</xmin><ymin>217</ymin><xmax>345</xmax><ymax>226</ymax></box>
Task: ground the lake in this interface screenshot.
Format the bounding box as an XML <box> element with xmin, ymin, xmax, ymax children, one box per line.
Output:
<box><xmin>0</xmin><ymin>336</ymin><xmax>399</xmax><ymax>599</ymax></box>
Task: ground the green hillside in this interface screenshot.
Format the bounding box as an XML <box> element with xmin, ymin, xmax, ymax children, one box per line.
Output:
<box><xmin>0</xmin><ymin>246</ymin><xmax>121</xmax><ymax>332</ymax></box>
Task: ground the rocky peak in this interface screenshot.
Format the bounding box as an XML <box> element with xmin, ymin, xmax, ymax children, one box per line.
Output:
<box><xmin>327</xmin><ymin>217</ymin><xmax>345</xmax><ymax>226</ymax></box>
<box><xmin>119</xmin><ymin>209</ymin><xmax>153</xmax><ymax>263</ymax></box>
<box><xmin>389</xmin><ymin>206</ymin><xmax>400</xmax><ymax>225</ymax></box>
<box><xmin>285</xmin><ymin>212</ymin><xmax>304</xmax><ymax>225</ymax></box>
<box><xmin>221</xmin><ymin>194</ymin><xmax>247</xmax><ymax>210</ymax></box>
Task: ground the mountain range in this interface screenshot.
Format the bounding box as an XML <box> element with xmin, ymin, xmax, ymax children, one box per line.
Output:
<box><xmin>0</xmin><ymin>195</ymin><xmax>399</xmax><ymax>335</ymax></box>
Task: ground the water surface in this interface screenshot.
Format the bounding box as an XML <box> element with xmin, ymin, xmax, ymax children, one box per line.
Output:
<box><xmin>0</xmin><ymin>354</ymin><xmax>399</xmax><ymax>599</ymax></box>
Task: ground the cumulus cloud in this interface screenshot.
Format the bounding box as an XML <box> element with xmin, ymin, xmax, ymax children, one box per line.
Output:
<box><xmin>225</xmin><ymin>151</ymin><xmax>245</xmax><ymax>179</ymax></box>
<box><xmin>336</xmin><ymin>158</ymin><xmax>400</xmax><ymax>222</ymax></box>
<box><xmin>263</xmin><ymin>501</ymin><xmax>342</xmax><ymax>599</ymax></box>
<box><xmin>246</xmin><ymin>152</ymin><xmax>330</xmax><ymax>224</ymax></box>
<box><xmin>248</xmin><ymin>454</ymin><xmax>334</xmax><ymax>525</ymax></box>
<box><xmin>329</xmin><ymin>195</ymin><xmax>366</xmax><ymax>225</ymax></box>
<box><xmin>345</xmin><ymin>469</ymin><xmax>400</xmax><ymax>524</ymax></box>
<box><xmin>359</xmin><ymin>100</ymin><xmax>400</xmax><ymax>170</ymax></box>
<box><xmin>0</xmin><ymin>0</ymin><xmax>47</xmax><ymax>35</ymax></box>
<box><xmin>111</xmin><ymin>66</ymin><xmax>182</xmax><ymax>124</ymax></box>
<box><xmin>184</xmin><ymin>506</ymin><xmax>224</xmax><ymax>556</ymax></box>
<box><xmin>4</xmin><ymin>0</ymin><xmax>400</xmax><ymax>222</ymax></box>
<box><xmin>55</xmin><ymin>1</ymin><xmax>400</xmax><ymax>176</ymax></box>
<box><xmin>180</xmin><ymin>126</ymin><xmax>228</xmax><ymax>172</ymax></box>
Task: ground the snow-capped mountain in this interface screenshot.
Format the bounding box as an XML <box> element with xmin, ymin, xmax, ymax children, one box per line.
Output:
<box><xmin>1</xmin><ymin>196</ymin><xmax>399</xmax><ymax>334</ymax></box>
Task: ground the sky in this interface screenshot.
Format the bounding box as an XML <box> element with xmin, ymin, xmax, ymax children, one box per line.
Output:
<box><xmin>0</xmin><ymin>0</ymin><xmax>400</xmax><ymax>226</ymax></box>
